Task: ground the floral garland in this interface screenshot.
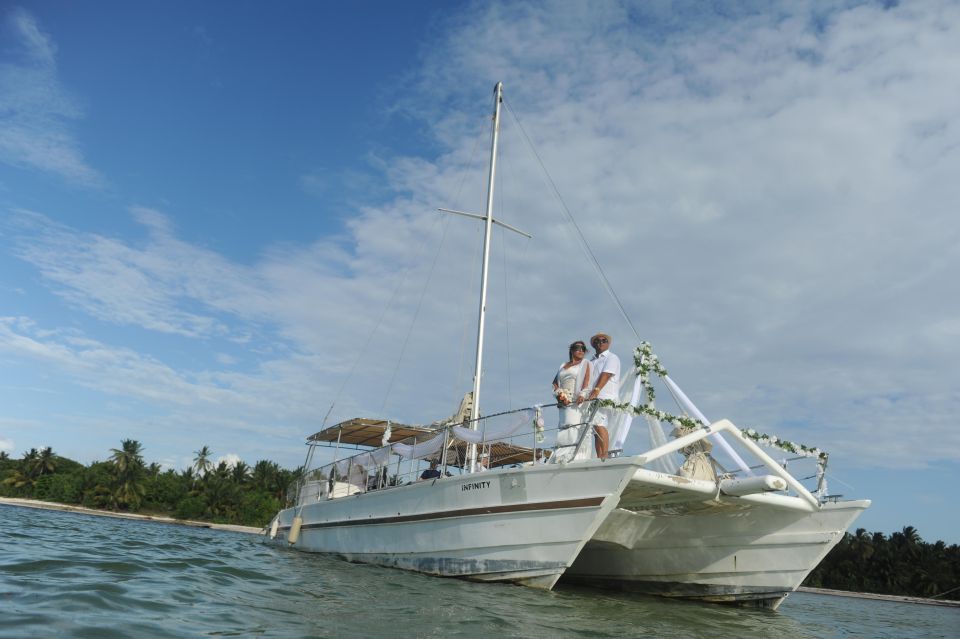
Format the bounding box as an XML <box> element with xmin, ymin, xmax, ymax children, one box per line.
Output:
<box><xmin>595</xmin><ymin>341</ymin><xmax>827</xmax><ymax>461</ymax></box>
<box><xmin>595</xmin><ymin>341</ymin><xmax>700</xmax><ymax>430</ymax></box>
<box><xmin>635</xmin><ymin>341</ymin><xmax>666</xmax><ymax>404</ymax></box>
<box><xmin>740</xmin><ymin>428</ymin><xmax>826</xmax><ymax>460</ymax></box>
<box><xmin>595</xmin><ymin>398</ymin><xmax>703</xmax><ymax>430</ymax></box>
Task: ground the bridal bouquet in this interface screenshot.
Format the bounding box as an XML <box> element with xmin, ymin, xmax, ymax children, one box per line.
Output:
<box><xmin>554</xmin><ymin>388</ymin><xmax>571</xmax><ymax>404</ymax></box>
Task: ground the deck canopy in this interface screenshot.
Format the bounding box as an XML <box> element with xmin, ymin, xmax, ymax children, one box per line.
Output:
<box><xmin>307</xmin><ymin>418</ymin><xmax>432</xmax><ymax>448</ymax></box>
<box><xmin>307</xmin><ymin>417</ymin><xmax>548</xmax><ymax>467</ymax></box>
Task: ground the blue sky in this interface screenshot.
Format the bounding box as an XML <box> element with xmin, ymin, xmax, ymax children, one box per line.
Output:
<box><xmin>2</xmin><ymin>1</ymin><xmax>959</xmax><ymax>544</ymax></box>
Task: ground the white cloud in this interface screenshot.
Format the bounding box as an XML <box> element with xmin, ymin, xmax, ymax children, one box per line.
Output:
<box><xmin>0</xmin><ymin>437</ymin><xmax>14</xmax><ymax>453</ymax></box>
<box><xmin>0</xmin><ymin>316</ymin><xmax>326</xmax><ymax>428</ymax></box>
<box><xmin>0</xmin><ymin>8</ymin><xmax>102</xmax><ymax>186</ymax></box>
<box><xmin>8</xmin><ymin>209</ymin><xmax>255</xmax><ymax>338</ymax></box>
<box><xmin>2</xmin><ymin>1</ymin><xmax>960</xmax><ymax>473</ymax></box>
<box><xmin>385</xmin><ymin>0</ymin><xmax>960</xmax><ymax>467</ymax></box>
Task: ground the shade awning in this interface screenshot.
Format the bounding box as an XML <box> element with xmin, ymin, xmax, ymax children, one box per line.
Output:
<box><xmin>307</xmin><ymin>416</ymin><xmax>549</xmax><ymax>466</ymax></box>
<box><xmin>307</xmin><ymin>418</ymin><xmax>435</xmax><ymax>448</ymax></box>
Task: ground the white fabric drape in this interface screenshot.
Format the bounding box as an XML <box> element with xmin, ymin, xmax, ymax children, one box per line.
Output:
<box><xmin>644</xmin><ymin>413</ymin><xmax>678</xmax><ymax>474</ymax></box>
<box><xmin>391</xmin><ymin>433</ymin><xmax>446</xmax><ymax>460</ymax></box>
<box><xmin>607</xmin><ymin>368</ymin><xmax>677</xmax><ymax>474</ymax></box>
<box><xmin>663</xmin><ymin>374</ymin><xmax>752</xmax><ymax>475</ymax></box>
<box><xmin>582</xmin><ymin>363</ymin><xmax>676</xmax><ymax>473</ymax></box>
<box><xmin>334</xmin><ymin>446</ymin><xmax>392</xmax><ymax>474</ymax></box>
<box><xmin>355</xmin><ymin>447</ymin><xmax>392</xmax><ymax>470</ymax></box>
<box><xmin>452</xmin><ymin>408</ymin><xmax>535</xmax><ymax>444</ymax></box>
<box><xmin>610</xmin><ymin>373</ymin><xmax>643</xmax><ymax>452</ymax></box>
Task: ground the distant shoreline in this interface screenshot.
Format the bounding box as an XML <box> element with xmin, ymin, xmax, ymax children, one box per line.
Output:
<box><xmin>797</xmin><ymin>587</ymin><xmax>958</xmax><ymax>607</ymax></box>
<box><xmin>0</xmin><ymin>496</ymin><xmax>264</xmax><ymax>535</ymax></box>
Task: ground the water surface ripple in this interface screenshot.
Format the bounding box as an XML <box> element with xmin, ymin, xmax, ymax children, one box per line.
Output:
<box><xmin>1</xmin><ymin>505</ymin><xmax>956</xmax><ymax>638</ymax></box>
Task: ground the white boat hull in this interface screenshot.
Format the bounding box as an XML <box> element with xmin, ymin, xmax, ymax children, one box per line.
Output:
<box><xmin>563</xmin><ymin>471</ymin><xmax>870</xmax><ymax>608</ymax></box>
<box><xmin>269</xmin><ymin>455</ymin><xmax>868</xmax><ymax>606</ymax></box>
<box><xmin>269</xmin><ymin>459</ymin><xmax>641</xmax><ymax>589</ymax></box>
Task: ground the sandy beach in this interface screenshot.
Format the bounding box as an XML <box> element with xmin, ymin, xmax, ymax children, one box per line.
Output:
<box><xmin>0</xmin><ymin>496</ymin><xmax>264</xmax><ymax>535</ymax></box>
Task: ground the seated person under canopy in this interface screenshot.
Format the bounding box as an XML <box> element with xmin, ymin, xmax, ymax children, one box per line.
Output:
<box><xmin>419</xmin><ymin>460</ymin><xmax>442</xmax><ymax>480</ymax></box>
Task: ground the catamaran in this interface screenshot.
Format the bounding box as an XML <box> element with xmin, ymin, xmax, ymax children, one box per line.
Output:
<box><xmin>265</xmin><ymin>83</ymin><xmax>869</xmax><ymax>609</ymax></box>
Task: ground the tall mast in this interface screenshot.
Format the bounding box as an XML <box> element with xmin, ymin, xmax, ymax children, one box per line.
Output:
<box><xmin>468</xmin><ymin>82</ymin><xmax>503</xmax><ymax>472</ymax></box>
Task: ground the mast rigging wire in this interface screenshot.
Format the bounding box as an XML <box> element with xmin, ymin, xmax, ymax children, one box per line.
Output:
<box><xmin>324</xmin><ymin>115</ymin><xmax>490</xmax><ymax>425</ymax></box>
<box><xmin>454</xmin><ymin>119</ymin><xmax>493</xmax><ymax>407</ymax></box>
<box><xmin>380</xmin><ymin>215</ymin><xmax>454</xmax><ymax>412</ymax></box>
<box><xmin>503</xmin><ymin>98</ymin><xmax>642</xmax><ymax>344</ymax></box>
<box><xmin>319</xmin><ymin>266</ymin><xmax>410</xmax><ymax>428</ymax></box>
<box><xmin>381</xmin><ymin>113</ymin><xmax>492</xmax><ymax>414</ymax></box>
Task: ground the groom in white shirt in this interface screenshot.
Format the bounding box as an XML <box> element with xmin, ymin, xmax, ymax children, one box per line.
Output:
<box><xmin>578</xmin><ymin>332</ymin><xmax>620</xmax><ymax>460</ymax></box>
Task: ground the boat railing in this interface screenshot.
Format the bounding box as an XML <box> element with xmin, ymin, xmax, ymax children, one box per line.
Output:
<box><xmin>293</xmin><ymin>405</ymin><xmax>580</xmax><ymax>505</ymax></box>
<box><xmin>291</xmin><ymin>403</ymin><xmax>828</xmax><ymax>509</ymax></box>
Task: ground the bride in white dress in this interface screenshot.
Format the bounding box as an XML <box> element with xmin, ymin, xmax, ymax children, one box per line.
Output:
<box><xmin>552</xmin><ymin>340</ymin><xmax>592</xmax><ymax>462</ymax></box>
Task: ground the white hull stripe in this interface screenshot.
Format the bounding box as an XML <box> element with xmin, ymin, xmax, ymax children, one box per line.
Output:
<box><xmin>280</xmin><ymin>496</ymin><xmax>605</xmax><ymax>531</ymax></box>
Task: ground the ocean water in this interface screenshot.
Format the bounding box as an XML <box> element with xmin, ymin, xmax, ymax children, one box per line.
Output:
<box><xmin>1</xmin><ymin>505</ymin><xmax>956</xmax><ymax>638</ymax></box>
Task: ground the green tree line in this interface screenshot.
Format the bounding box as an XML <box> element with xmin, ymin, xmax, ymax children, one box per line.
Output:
<box><xmin>0</xmin><ymin>442</ymin><xmax>296</xmax><ymax>528</ymax></box>
<box><xmin>803</xmin><ymin>526</ymin><xmax>960</xmax><ymax>600</ymax></box>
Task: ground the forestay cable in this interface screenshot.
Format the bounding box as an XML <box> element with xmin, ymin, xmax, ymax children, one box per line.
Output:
<box><xmin>503</xmin><ymin>98</ymin><xmax>641</xmax><ymax>343</ymax></box>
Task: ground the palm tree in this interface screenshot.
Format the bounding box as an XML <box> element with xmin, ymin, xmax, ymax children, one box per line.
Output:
<box><xmin>36</xmin><ymin>447</ymin><xmax>57</xmax><ymax>476</ymax></box>
<box><xmin>201</xmin><ymin>462</ymin><xmax>241</xmax><ymax>520</ymax></box>
<box><xmin>274</xmin><ymin>467</ymin><xmax>299</xmax><ymax>505</ymax></box>
<box><xmin>851</xmin><ymin>528</ymin><xmax>875</xmax><ymax>560</ymax></box>
<box><xmin>213</xmin><ymin>460</ymin><xmax>230</xmax><ymax>480</ymax></box>
<box><xmin>252</xmin><ymin>460</ymin><xmax>279</xmax><ymax>492</ymax></box>
<box><xmin>22</xmin><ymin>448</ymin><xmax>40</xmax><ymax>479</ymax></box>
<box><xmin>109</xmin><ymin>439</ymin><xmax>146</xmax><ymax>510</ymax></box>
<box><xmin>901</xmin><ymin>525</ymin><xmax>921</xmax><ymax>546</ymax></box>
<box><xmin>1</xmin><ymin>468</ymin><xmax>33</xmax><ymax>492</ymax></box>
<box><xmin>810</xmin><ymin>527</ymin><xmax>960</xmax><ymax>599</ymax></box>
<box><xmin>0</xmin><ymin>451</ymin><xmax>10</xmax><ymax>461</ymax></box>
<box><xmin>230</xmin><ymin>461</ymin><xmax>250</xmax><ymax>485</ymax></box>
<box><xmin>110</xmin><ymin>440</ymin><xmax>145</xmax><ymax>474</ymax></box>
<box><xmin>193</xmin><ymin>446</ymin><xmax>214</xmax><ymax>477</ymax></box>
<box><xmin>112</xmin><ymin>476</ymin><xmax>146</xmax><ymax>510</ymax></box>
